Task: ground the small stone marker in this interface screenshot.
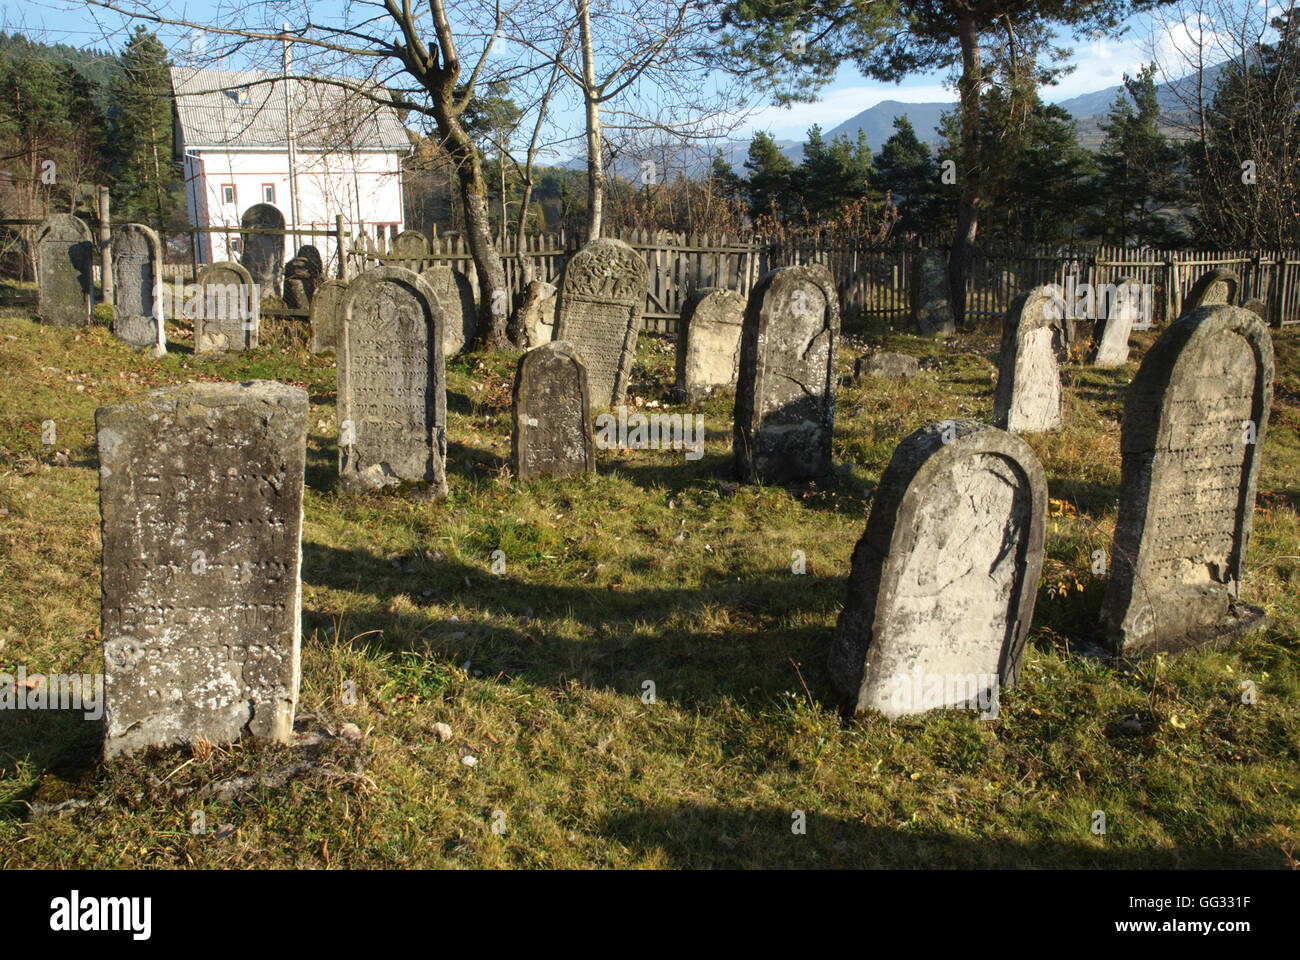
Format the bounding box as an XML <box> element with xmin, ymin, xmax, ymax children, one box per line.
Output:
<box><xmin>1099</xmin><ymin>304</ymin><xmax>1273</xmax><ymax>656</ymax></box>
<box><xmin>111</xmin><ymin>223</ymin><xmax>165</xmax><ymax>354</ymax></box>
<box><xmin>855</xmin><ymin>351</ymin><xmax>920</xmax><ymax>381</ymax></box>
<box><xmin>1092</xmin><ymin>277</ymin><xmax>1141</xmax><ymax>367</ymax></box>
<box><xmin>520</xmin><ymin>279</ymin><xmax>558</xmax><ymax>348</ymax></box>
<box><xmin>97</xmin><ymin>379</ymin><xmax>308</xmax><ymax>759</ymax></box>
<box><xmin>36</xmin><ymin>213</ymin><xmax>94</xmax><ymax>327</ymax></box>
<box><xmin>419</xmin><ymin>264</ymin><xmax>477</xmax><ymax>356</ymax></box>
<box><xmin>553</xmin><ymin>238</ymin><xmax>649</xmax><ymax>408</ymax></box>
<box><xmin>282</xmin><ymin>255</ymin><xmax>316</xmax><ymax>311</ymax></box>
<box><xmin>829</xmin><ymin>419</ymin><xmax>1048</xmax><ymax>718</ymax></box>
<box><xmin>1182</xmin><ymin>267</ymin><xmax>1238</xmax><ymax>314</ymax></box>
<box><xmin>511</xmin><ymin>341</ymin><xmax>595</xmax><ymax>480</ymax></box>
<box><xmin>195</xmin><ymin>261</ymin><xmax>258</xmax><ymax>353</ymax></box>
<box><xmin>911</xmin><ymin>249</ymin><xmax>954</xmax><ymax>337</ymax></box>
<box><xmin>733</xmin><ymin>264</ymin><xmax>839</xmax><ymax>483</ymax></box>
<box><xmin>295</xmin><ymin>244</ymin><xmax>323</xmax><ymax>279</ymax></box>
<box><xmin>674</xmin><ymin>287</ymin><xmax>744</xmax><ymax>402</ymax></box>
<box><xmin>392</xmin><ymin>229</ymin><xmax>430</xmax><ymax>272</ymax></box>
<box><xmin>309</xmin><ymin>277</ymin><xmax>348</xmax><ymax>353</ymax></box>
<box><xmin>993</xmin><ymin>286</ymin><xmax>1064</xmax><ymax>433</ymax></box>
<box><xmin>240</xmin><ymin>203</ymin><xmax>285</xmax><ymax>297</ymax></box>
<box><xmin>337</xmin><ymin>266</ymin><xmax>448</xmax><ymax>498</ymax></box>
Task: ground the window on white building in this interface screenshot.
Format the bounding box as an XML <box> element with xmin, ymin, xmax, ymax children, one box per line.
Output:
<box><xmin>222</xmin><ymin>184</ymin><xmax>235</xmax><ymax>204</ymax></box>
<box><xmin>262</xmin><ymin>184</ymin><xmax>275</xmax><ymax>203</ymax></box>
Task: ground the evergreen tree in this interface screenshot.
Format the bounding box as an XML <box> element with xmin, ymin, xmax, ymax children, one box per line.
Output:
<box><xmin>742</xmin><ymin>130</ymin><xmax>796</xmax><ymax>222</ymax></box>
<box><xmin>111</xmin><ymin>26</ymin><xmax>180</xmax><ymax>227</ymax></box>
<box><xmin>874</xmin><ymin>116</ymin><xmax>944</xmax><ymax>236</ymax></box>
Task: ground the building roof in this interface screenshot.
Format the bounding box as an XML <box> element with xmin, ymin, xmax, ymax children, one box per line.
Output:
<box><xmin>171</xmin><ymin>67</ymin><xmax>412</xmax><ymax>152</ymax></box>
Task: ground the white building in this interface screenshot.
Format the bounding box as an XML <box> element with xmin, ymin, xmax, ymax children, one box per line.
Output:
<box><xmin>171</xmin><ymin>67</ymin><xmax>412</xmax><ymax>267</ymax></box>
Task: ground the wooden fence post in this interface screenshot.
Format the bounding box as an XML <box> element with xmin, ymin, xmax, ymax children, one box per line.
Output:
<box><xmin>335</xmin><ymin>215</ymin><xmax>346</xmax><ymax>280</ymax></box>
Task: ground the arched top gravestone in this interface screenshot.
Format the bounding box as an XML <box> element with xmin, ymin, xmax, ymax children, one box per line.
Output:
<box><xmin>511</xmin><ymin>340</ymin><xmax>595</xmax><ymax>480</ymax></box>
<box><xmin>675</xmin><ymin>287</ymin><xmax>745</xmax><ymax>402</ymax></box>
<box><xmin>829</xmin><ymin>420</ymin><xmax>1048</xmax><ymax>718</ymax></box>
<box><xmin>1100</xmin><ymin>304</ymin><xmax>1274</xmax><ymax>656</ymax></box>
<box><xmin>392</xmin><ymin>230</ymin><xmax>430</xmax><ymax>272</ymax></box>
<box><xmin>993</xmin><ymin>285</ymin><xmax>1064</xmax><ymax>433</ymax></box>
<box><xmin>419</xmin><ymin>264</ymin><xmax>477</xmax><ymax>356</ymax></box>
<box><xmin>37</xmin><ymin>213</ymin><xmax>94</xmax><ymax>327</ymax></box>
<box><xmin>553</xmin><ymin>238</ymin><xmax>649</xmax><ymax>409</ymax></box>
<box><xmin>309</xmin><ymin>277</ymin><xmax>348</xmax><ymax>354</ymax></box>
<box><xmin>195</xmin><ymin>260</ymin><xmax>257</xmax><ymax>353</ymax></box>
<box><xmin>240</xmin><ymin>203</ymin><xmax>285</xmax><ymax>297</ymax></box>
<box><xmin>111</xmin><ymin>223</ymin><xmax>165</xmax><ymax>354</ymax></box>
<box><xmin>1182</xmin><ymin>267</ymin><xmax>1238</xmax><ymax>315</ymax></box>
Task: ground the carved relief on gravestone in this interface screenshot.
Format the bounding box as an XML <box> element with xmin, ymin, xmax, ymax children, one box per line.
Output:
<box><xmin>1182</xmin><ymin>267</ymin><xmax>1238</xmax><ymax>315</ymax></box>
<box><xmin>829</xmin><ymin>420</ymin><xmax>1048</xmax><ymax>718</ymax></box>
<box><xmin>520</xmin><ymin>280</ymin><xmax>558</xmax><ymax>348</ymax></box>
<box><xmin>392</xmin><ymin>229</ymin><xmax>430</xmax><ymax>272</ymax></box>
<box><xmin>674</xmin><ymin>287</ymin><xmax>745</xmax><ymax>402</ymax></box>
<box><xmin>911</xmin><ymin>249</ymin><xmax>955</xmax><ymax>337</ymax></box>
<box><xmin>419</xmin><ymin>264</ymin><xmax>477</xmax><ymax>356</ymax></box>
<box><xmin>36</xmin><ymin>213</ymin><xmax>94</xmax><ymax>327</ymax></box>
<box><xmin>282</xmin><ymin>255</ymin><xmax>316</xmax><ymax>312</ymax></box>
<box><xmin>993</xmin><ymin>286</ymin><xmax>1064</xmax><ymax>433</ymax></box>
<box><xmin>511</xmin><ymin>341</ymin><xmax>595</xmax><ymax>480</ymax></box>
<box><xmin>553</xmin><ymin>238</ymin><xmax>649</xmax><ymax>408</ymax></box>
<box><xmin>309</xmin><ymin>278</ymin><xmax>348</xmax><ymax>354</ymax></box>
<box><xmin>195</xmin><ymin>261</ymin><xmax>258</xmax><ymax>353</ymax></box>
<box><xmin>111</xmin><ymin>223</ymin><xmax>165</xmax><ymax>353</ymax></box>
<box><xmin>733</xmin><ymin>264</ymin><xmax>840</xmax><ymax>483</ymax></box>
<box><xmin>97</xmin><ymin>380</ymin><xmax>307</xmax><ymax>759</ymax></box>
<box><xmin>1091</xmin><ymin>276</ymin><xmax>1142</xmax><ymax>367</ymax></box>
<box><xmin>338</xmin><ymin>266</ymin><xmax>448</xmax><ymax>498</ymax></box>
<box><xmin>1099</xmin><ymin>304</ymin><xmax>1273</xmax><ymax>656</ymax></box>
<box><xmin>239</xmin><ymin>203</ymin><xmax>285</xmax><ymax>297</ymax></box>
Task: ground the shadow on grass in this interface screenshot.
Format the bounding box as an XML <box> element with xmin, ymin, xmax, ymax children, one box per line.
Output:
<box><xmin>0</xmin><ymin>708</ymin><xmax>102</xmax><ymax>821</ymax></box>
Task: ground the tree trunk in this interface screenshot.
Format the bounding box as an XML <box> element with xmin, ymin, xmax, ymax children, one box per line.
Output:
<box><xmin>950</xmin><ymin>10</ymin><xmax>982</xmax><ymax>328</ymax></box>
<box><xmin>507</xmin><ymin>176</ymin><xmax>536</xmax><ymax>347</ymax></box>
<box><xmin>579</xmin><ymin>0</ymin><xmax>603</xmax><ymax>240</ymax></box>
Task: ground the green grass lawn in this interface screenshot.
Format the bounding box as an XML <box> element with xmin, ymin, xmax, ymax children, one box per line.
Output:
<box><xmin>0</xmin><ymin>305</ymin><xmax>1296</xmax><ymax>868</ymax></box>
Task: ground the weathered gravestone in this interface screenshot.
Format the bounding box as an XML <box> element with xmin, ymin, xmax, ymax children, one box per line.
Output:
<box><xmin>828</xmin><ymin>420</ymin><xmax>1048</xmax><ymax>718</ymax></box>
<box><xmin>36</xmin><ymin>213</ymin><xmax>94</xmax><ymax>327</ymax></box>
<box><xmin>1182</xmin><ymin>267</ymin><xmax>1238</xmax><ymax>315</ymax></box>
<box><xmin>520</xmin><ymin>279</ymin><xmax>558</xmax><ymax>348</ymax></box>
<box><xmin>111</xmin><ymin>223</ymin><xmax>165</xmax><ymax>354</ymax></box>
<box><xmin>295</xmin><ymin>245</ymin><xmax>323</xmax><ymax>280</ymax></box>
<box><xmin>419</xmin><ymin>264</ymin><xmax>477</xmax><ymax>356</ymax></box>
<box><xmin>553</xmin><ymin>238</ymin><xmax>649</xmax><ymax>408</ymax></box>
<box><xmin>195</xmin><ymin>261</ymin><xmax>258</xmax><ymax>353</ymax></box>
<box><xmin>309</xmin><ymin>278</ymin><xmax>348</xmax><ymax>354</ymax></box>
<box><xmin>1091</xmin><ymin>277</ymin><xmax>1142</xmax><ymax>367</ymax></box>
<box><xmin>392</xmin><ymin>230</ymin><xmax>430</xmax><ymax>272</ymax></box>
<box><xmin>282</xmin><ymin>255</ymin><xmax>316</xmax><ymax>312</ymax></box>
<box><xmin>674</xmin><ymin>287</ymin><xmax>745</xmax><ymax>402</ymax></box>
<box><xmin>733</xmin><ymin>264</ymin><xmax>839</xmax><ymax>483</ymax></box>
<box><xmin>239</xmin><ymin>203</ymin><xmax>285</xmax><ymax>297</ymax></box>
<box><xmin>855</xmin><ymin>351</ymin><xmax>920</xmax><ymax>381</ymax></box>
<box><xmin>97</xmin><ymin>379</ymin><xmax>307</xmax><ymax>759</ymax></box>
<box><xmin>338</xmin><ymin>267</ymin><xmax>448</xmax><ymax>498</ymax></box>
<box><xmin>511</xmin><ymin>341</ymin><xmax>595</xmax><ymax>480</ymax></box>
<box><xmin>1243</xmin><ymin>297</ymin><xmax>1267</xmax><ymax>322</ymax></box>
<box><xmin>1099</xmin><ymin>304</ymin><xmax>1273</xmax><ymax>656</ymax></box>
<box><xmin>993</xmin><ymin>285</ymin><xmax>1064</xmax><ymax>433</ymax></box>
<box><xmin>911</xmin><ymin>249</ymin><xmax>955</xmax><ymax>337</ymax></box>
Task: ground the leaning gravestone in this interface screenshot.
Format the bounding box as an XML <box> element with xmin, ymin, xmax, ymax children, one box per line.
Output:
<box><xmin>195</xmin><ymin>261</ymin><xmax>258</xmax><ymax>353</ymax></box>
<box><xmin>419</xmin><ymin>264</ymin><xmax>477</xmax><ymax>356</ymax></box>
<box><xmin>993</xmin><ymin>286</ymin><xmax>1064</xmax><ymax>433</ymax></box>
<box><xmin>1182</xmin><ymin>267</ymin><xmax>1238</xmax><ymax>315</ymax></box>
<box><xmin>1099</xmin><ymin>304</ymin><xmax>1273</xmax><ymax>656</ymax></box>
<box><xmin>97</xmin><ymin>380</ymin><xmax>307</xmax><ymax>759</ymax></box>
<box><xmin>675</xmin><ymin>287</ymin><xmax>745</xmax><ymax>402</ymax></box>
<box><xmin>295</xmin><ymin>244</ymin><xmax>323</xmax><ymax>280</ymax></box>
<box><xmin>282</xmin><ymin>255</ymin><xmax>316</xmax><ymax>312</ymax></box>
<box><xmin>392</xmin><ymin>230</ymin><xmax>430</xmax><ymax>272</ymax></box>
<box><xmin>36</xmin><ymin>213</ymin><xmax>94</xmax><ymax>327</ymax></box>
<box><xmin>1091</xmin><ymin>276</ymin><xmax>1141</xmax><ymax>367</ymax></box>
<box><xmin>829</xmin><ymin>420</ymin><xmax>1048</xmax><ymax>718</ymax></box>
<box><xmin>309</xmin><ymin>278</ymin><xmax>348</xmax><ymax>354</ymax></box>
<box><xmin>520</xmin><ymin>279</ymin><xmax>558</xmax><ymax>348</ymax></box>
<box><xmin>911</xmin><ymin>249</ymin><xmax>955</xmax><ymax>337</ymax></box>
<box><xmin>511</xmin><ymin>341</ymin><xmax>595</xmax><ymax>480</ymax></box>
<box><xmin>240</xmin><ymin>203</ymin><xmax>285</xmax><ymax>297</ymax></box>
<box><xmin>338</xmin><ymin>267</ymin><xmax>448</xmax><ymax>498</ymax></box>
<box><xmin>733</xmin><ymin>264</ymin><xmax>839</xmax><ymax>483</ymax></box>
<box><xmin>111</xmin><ymin>223</ymin><xmax>164</xmax><ymax>353</ymax></box>
<box><xmin>553</xmin><ymin>238</ymin><xmax>649</xmax><ymax>408</ymax></box>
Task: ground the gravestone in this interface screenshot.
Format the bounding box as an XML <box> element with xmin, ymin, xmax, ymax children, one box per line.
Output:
<box><xmin>36</xmin><ymin>214</ymin><xmax>94</xmax><ymax>327</ymax></box>
<box><xmin>1182</xmin><ymin>267</ymin><xmax>1238</xmax><ymax>314</ymax></box>
<box><xmin>911</xmin><ymin>249</ymin><xmax>954</xmax><ymax>337</ymax></box>
<box><xmin>392</xmin><ymin>230</ymin><xmax>430</xmax><ymax>272</ymax></box>
<box><xmin>295</xmin><ymin>244</ymin><xmax>323</xmax><ymax>280</ymax></box>
<box><xmin>97</xmin><ymin>380</ymin><xmax>307</xmax><ymax>759</ymax></box>
<box><xmin>419</xmin><ymin>264</ymin><xmax>477</xmax><ymax>356</ymax></box>
<box><xmin>829</xmin><ymin>420</ymin><xmax>1048</xmax><ymax>718</ymax></box>
<box><xmin>111</xmin><ymin>223</ymin><xmax>164</xmax><ymax>354</ymax></box>
<box><xmin>511</xmin><ymin>341</ymin><xmax>595</xmax><ymax>480</ymax></box>
<box><xmin>553</xmin><ymin>238</ymin><xmax>649</xmax><ymax>408</ymax></box>
<box><xmin>733</xmin><ymin>264</ymin><xmax>839</xmax><ymax>483</ymax></box>
<box><xmin>338</xmin><ymin>267</ymin><xmax>448</xmax><ymax>498</ymax></box>
<box><xmin>993</xmin><ymin>286</ymin><xmax>1064</xmax><ymax>433</ymax></box>
<box><xmin>282</xmin><ymin>255</ymin><xmax>316</xmax><ymax>312</ymax></box>
<box><xmin>309</xmin><ymin>278</ymin><xmax>348</xmax><ymax>354</ymax></box>
<box><xmin>1092</xmin><ymin>277</ymin><xmax>1141</xmax><ymax>367</ymax></box>
<box><xmin>239</xmin><ymin>203</ymin><xmax>285</xmax><ymax>297</ymax></box>
<box><xmin>1243</xmin><ymin>297</ymin><xmax>1267</xmax><ymax>322</ymax></box>
<box><xmin>1099</xmin><ymin>304</ymin><xmax>1273</xmax><ymax>656</ymax></box>
<box><xmin>520</xmin><ymin>280</ymin><xmax>558</xmax><ymax>348</ymax></box>
<box><xmin>195</xmin><ymin>261</ymin><xmax>258</xmax><ymax>353</ymax></box>
<box><xmin>855</xmin><ymin>351</ymin><xmax>920</xmax><ymax>381</ymax></box>
<box><xmin>675</xmin><ymin>287</ymin><xmax>745</xmax><ymax>402</ymax></box>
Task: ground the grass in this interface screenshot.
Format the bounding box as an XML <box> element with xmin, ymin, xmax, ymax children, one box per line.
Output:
<box><xmin>0</xmin><ymin>303</ymin><xmax>1296</xmax><ymax>868</ymax></box>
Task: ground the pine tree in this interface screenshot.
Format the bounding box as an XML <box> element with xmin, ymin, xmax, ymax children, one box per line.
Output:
<box><xmin>874</xmin><ymin>116</ymin><xmax>944</xmax><ymax>236</ymax></box>
<box><xmin>742</xmin><ymin>131</ymin><xmax>795</xmax><ymax>222</ymax></box>
<box><xmin>111</xmin><ymin>26</ymin><xmax>180</xmax><ymax>227</ymax></box>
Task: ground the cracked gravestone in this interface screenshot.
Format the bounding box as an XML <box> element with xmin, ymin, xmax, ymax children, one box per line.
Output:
<box><xmin>1091</xmin><ymin>277</ymin><xmax>1142</xmax><ymax>367</ymax></box>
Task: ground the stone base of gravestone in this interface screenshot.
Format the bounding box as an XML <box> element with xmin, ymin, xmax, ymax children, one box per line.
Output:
<box><xmin>511</xmin><ymin>341</ymin><xmax>595</xmax><ymax>480</ymax></box>
<box><xmin>675</xmin><ymin>287</ymin><xmax>744</xmax><ymax>402</ymax></box>
<box><xmin>855</xmin><ymin>351</ymin><xmax>919</xmax><ymax>381</ymax></box>
<box><xmin>911</xmin><ymin>250</ymin><xmax>955</xmax><ymax>337</ymax></box>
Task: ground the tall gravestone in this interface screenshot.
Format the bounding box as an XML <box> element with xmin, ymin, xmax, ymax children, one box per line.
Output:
<box><xmin>1099</xmin><ymin>304</ymin><xmax>1273</xmax><ymax>656</ymax></box>
<box><xmin>733</xmin><ymin>264</ymin><xmax>839</xmax><ymax>483</ymax></box>
<box><xmin>111</xmin><ymin>223</ymin><xmax>165</xmax><ymax>354</ymax></box>
<box><xmin>911</xmin><ymin>249</ymin><xmax>955</xmax><ymax>337</ymax></box>
<box><xmin>309</xmin><ymin>278</ymin><xmax>348</xmax><ymax>354</ymax></box>
<box><xmin>97</xmin><ymin>380</ymin><xmax>307</xmax><ymax>759</ymax></box>
<box><xmin>1091</xmin><ymin>276</ymin><xmax>1141</xmax><ymax>367</ymax></box>
<box><xmin>240</xmin><ymin>203</ymin><xmax>285</xmax><ymax>297</ymax></box>
<box><xmin>511</xmin><ymin>341</ymin><xmax>595</xmax><ymax>480</ymax></box>
<box><xmin>1182</xmin><ymin>267</ymin><xmax>1238</xmax><ymax>316</ymax></box>
<box><xmin>195</xmin><ymin>261</ymin><xmax>258</xmax><ymax>353</ymax></box>
<box><xmin>392</xmin><ymin>230</ymin><xmax>430</xmax><ymax>272</ymax></box>
<box><xmin>993</xmin><ymin>286</ymin><xmax>1064</xmax><ymax>433</ymax></box>
<box><xmin>553</xmin><ymin>238</ymin><xmax>649</xmax><ymax>408</ymax></box>
<box><xmin>675</xmin><ymin>287</ymin><xmax>745</xmax><ymax>402</ymax></box>
<box><xmin>337</xmin><ymin>267</ymin><xmax>448</xmax><ymax>498</ymax></box>
<box><xmin>419</xmin><ymin>264</ymin><xmax>477</xmax><ymax>356</ymax></box>
<box><xmin>829</xmin><ymin>420</ymin><xmax>1048</xmax><ymax>718</ymax></box>
<box><xmin>36</xmin><ymin>214</ymin><xmax>94</xmax><ymax>327</ymax></box>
